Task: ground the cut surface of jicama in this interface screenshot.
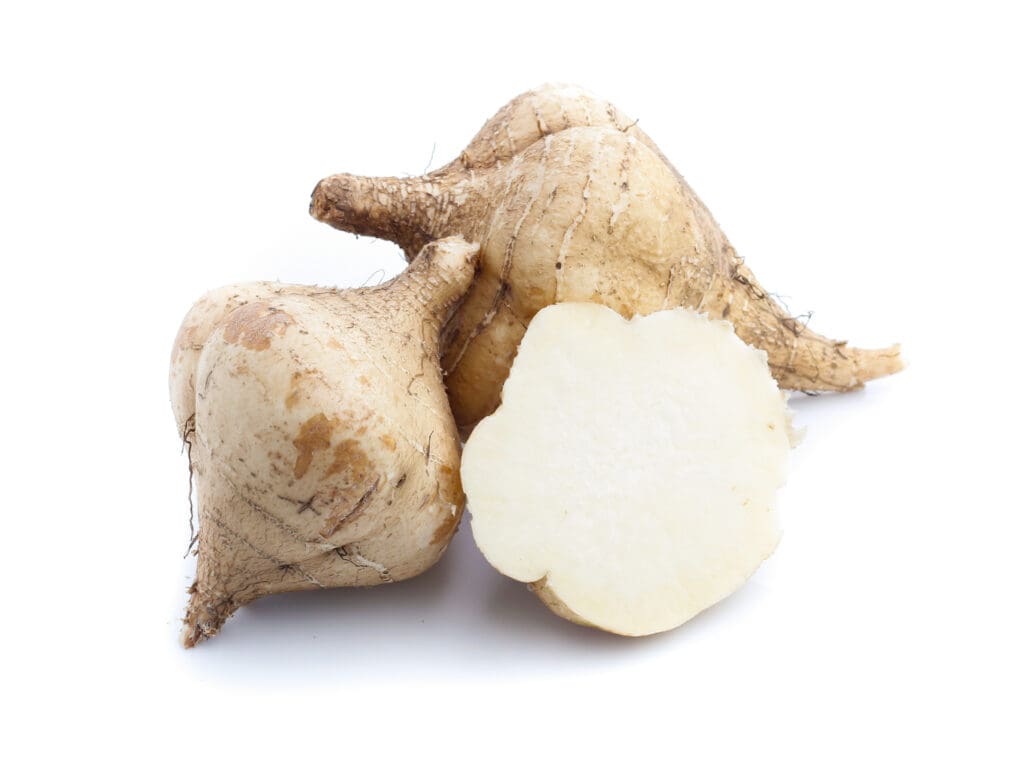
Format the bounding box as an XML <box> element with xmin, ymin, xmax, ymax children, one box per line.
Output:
<box><xmin>461</xmin><ymin>303</ymin><xmax>791</xmax><ymax>636</ymax></box>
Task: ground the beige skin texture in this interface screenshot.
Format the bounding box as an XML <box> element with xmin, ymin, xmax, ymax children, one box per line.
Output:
<box><xmin>169</xmin><ymin>237</ymin><xmax>479</xmax><ymax>647</ymax></box>
<box><xmin>461</xmin><ymin>303</ymin><xmax>791</xmax><ymax>636</ymax></box>
<box><xmin>310</xmin><ymin>83</ymin><xmax>902</xmax><ymax>433</ymax></box>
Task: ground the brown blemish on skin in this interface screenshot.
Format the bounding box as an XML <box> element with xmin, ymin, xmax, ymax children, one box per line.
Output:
<box><xmin>380</xmin><ymin>434</ymin><xmax>397</xmax><ymax>451</ymax></box>
<box><xmin>285</xmin><ymin>372</ymin><xmax>305</xmax><ymax>409</ymax></box>
<box><xmin>438</xmin><ymin>463</ymin><xmax>463</xmax><ymax>503</ymax></box>
<box><xmin>430</xmin><ymin>464</ymin><xmax>465</xmax><ymax>545</ymax></box>
<box><xmin>285</xmin><ymin>369</ymin><xmax>322</xmax><ymax>409</ymax></box>
<box><xmin>317</xmin><ymin>440</ymin><xmax>377</xmax><ymax>536</ymax></box>
<box><xmin>326</xmin><ymin>438</ymin><xmax>371</xmax><ymax>480</ymax></box>
<box><xmin>293</xmin><ymin>413</ymin><xmax>337</xmax><ymax>479</ymax></box>
<box><xmin>223</xmin><ymin>302</ymin><xmax>294</xmax><ymax>351</ymax></box>
<box><xmin>327</xmin><ymin>337</ymin><xmax>343</xmax><ymax>349</ymax></box>
<box><xmin>430</xmin><ymin>506</ymin><xmax>461</xmax><ymax>546</ymax></box>
<box><xmin>359</xmin><ymin>375</ymin><xmax>370</xmax><ymax>386</ymax></box>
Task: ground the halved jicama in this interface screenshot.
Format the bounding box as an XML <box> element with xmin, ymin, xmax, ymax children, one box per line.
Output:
<box><xmin>461</xmin><ymin>303</ymin><xmax>793</xmax><ymax>636</ymax></box>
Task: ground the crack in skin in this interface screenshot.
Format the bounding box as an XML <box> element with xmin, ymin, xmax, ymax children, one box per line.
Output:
<box><xmin>320</xmin><ymin>477</ymin><xmax>381</xmax><ymax>539</ymax></box>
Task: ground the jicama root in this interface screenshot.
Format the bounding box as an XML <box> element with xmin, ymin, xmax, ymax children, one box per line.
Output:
<box><xmin>460</xmin><ymin>303</ymin><xmax>792</xmax><ymax>636</ymax></box>
<box><xmin>168</xmin><ymin>236</ymin><xmax>479</xmax><ymax>646</ymax></box>
<box><xmin>311</xmin><ymin>83</ymin><xmax>902</xmax><ymax>431</ymax></box>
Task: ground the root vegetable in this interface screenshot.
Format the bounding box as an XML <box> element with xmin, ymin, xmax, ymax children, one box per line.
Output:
<box><xmin>311</xmin><ymin>83</ymin><xmax>902</xmax><ymax>432</ymax></box>
<box><xmin>169</xmin><ymin>236</ymin><xmax>479</xmax><ymax>647</ymax></box>
<box><xmin>460</xmin><ymin>303</ymin><xmax>791</xmax><ymax>636</ymax></box>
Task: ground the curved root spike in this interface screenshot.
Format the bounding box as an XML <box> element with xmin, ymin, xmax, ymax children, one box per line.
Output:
<box><xmin>719</xmin><ymin>262</ymin><xmax>904</xmax><ymax>392</ymax></box>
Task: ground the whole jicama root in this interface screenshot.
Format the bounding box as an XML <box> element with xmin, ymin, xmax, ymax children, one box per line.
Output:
<box><xmin>461</xmin><ymin>303</ymin><xmax>792</xmax><ymax>636</ymax></box>
<box><xmin>169</xmin><ymin>236</ymin><xmax>478</xmax><ymax>646</ymax></box>
<box><xmin>311</xmin><ymin>84</ymin><xmax>902</xmax><ymax>431</ymax></box>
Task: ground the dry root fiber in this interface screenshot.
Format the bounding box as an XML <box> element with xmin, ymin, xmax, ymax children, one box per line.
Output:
<box><xmin>169</xmin><ymin>237</ymin><xmax>479</xmax><ymax>646</ymax></box>
<box><xmin>311</xmin><ymin>83</ymin><xmax>902</xmax><ymax>432</ymax></box>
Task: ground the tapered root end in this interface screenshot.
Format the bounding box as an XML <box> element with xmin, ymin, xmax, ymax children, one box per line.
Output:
<box><xmin>776</xmin><ymin>339</ymin><xmax>904</xmax><ymax>393</ymax></box>
<box><xmin>825</xmin><ymin>342</ymin><xmax>905</xmax><ymax>390</ymax></box>
<box><xmin>725</xmin><ymin>263</ymin><xmax>905</xmax><ymax>394</ymax></box>
<box><xmin>851</xmin><ymin>343</ymin><xmax>904</xmax><ymax>384</ymax></box>
<box><xmin>180</xmin><ymin>584</ymin><xmax>239</xmax><ymax>649</ymax></box>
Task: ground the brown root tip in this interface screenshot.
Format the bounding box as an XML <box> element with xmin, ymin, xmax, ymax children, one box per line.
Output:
<box><xmin>309</xmin><ymin>175</ymin><xmax>354</xmax><ymax>229</ymax></box>
<box><xmin>309</xmin><ymin>181</ymin><xmax>323</xmax><ymax>217</ymax></box>
<box><xmin>308</xmin><ymin>175</ymin><xmax>354</xmax><ymax>231</ymax></box>
<box><xmin>309</xmin><ymin>173</ymin><xmax>441</xmax><ymax>256</ymax></box>
<box><xmin>180</xmin><ymin>585</ymin><xmax>238</xmax><ymax>649</ymax></box>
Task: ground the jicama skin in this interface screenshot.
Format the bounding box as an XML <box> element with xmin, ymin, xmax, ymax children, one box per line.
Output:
<box><xmin>461</xmin><ymin>303</ymin><xmax>791</xmax><ymax>636</ymax></box>
<box><xmin>311</xmin><ymin>84</ymin><xmax>902</xmax><ymax>432</ymax></box>
<box><xmin>171</xmin><ymin>282</ymin><xmax>296</xmax><ymax>441</ymax></box>
<box><xmin>169</xmin><ymin>237</ymin><xmax>478</xmax><ymax>646</ymax></box>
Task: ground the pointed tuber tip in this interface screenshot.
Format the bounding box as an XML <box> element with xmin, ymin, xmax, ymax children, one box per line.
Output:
<box><xmin>179</xmin><ymin>623</ymin><xmax>204</xmax><ymax>649</ymax></box>
<box><xmin>309</xmin><ymin>174</ymin><xmax>351</xmax><ymax>226</ymax></box>
<box><xmin>863</xmin><ymin>343</ymin><xmax>904</xmax><ymax>380</ymax></box>
<box><xmin>180</xmin><ymin>585</ymin><xmax>238</xmax><ymax>649</ymax></box>
<box><xmin>308</xmin><ymin>178</ymin><xmax>328</xmax><ymax>221</ymax></box>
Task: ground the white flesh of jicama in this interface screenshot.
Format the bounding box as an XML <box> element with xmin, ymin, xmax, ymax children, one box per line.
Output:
<box><xmin>461</xmin><ymin>303</ymin><xmax>792</xmax><ymax>636</ymax></box>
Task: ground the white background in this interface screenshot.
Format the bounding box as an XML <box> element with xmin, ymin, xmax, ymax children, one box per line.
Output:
<box><xmin>3</xmin><ymin>1</ymin><xmax>1022</xmax><ymax>758</ymax></box>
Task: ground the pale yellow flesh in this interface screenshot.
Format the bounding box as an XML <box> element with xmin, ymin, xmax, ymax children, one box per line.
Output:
<box><xmin>461</xmin><ymin>304</ymin><xmax>790</xmax><ymax>636</ymax></box>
